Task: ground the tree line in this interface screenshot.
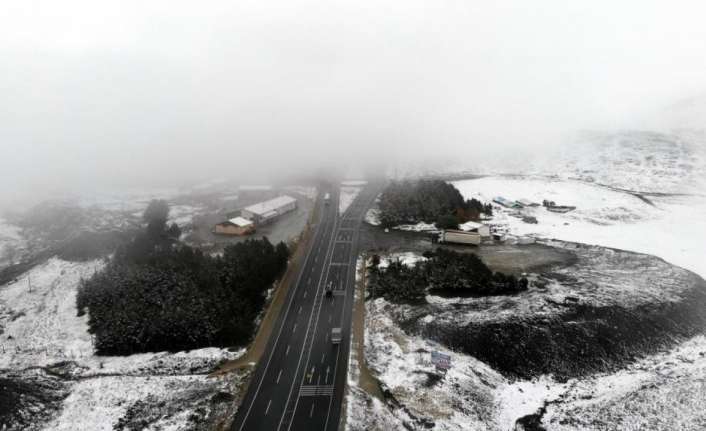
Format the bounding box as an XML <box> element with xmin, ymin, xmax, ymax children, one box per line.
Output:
<box><xmin>369</xmin><ymin>248</ymin><xmax>528</xmax><ymax>303</ymax></box>
<box><xmin>76</xmin><ymin>200</ymin><xmax>289</xmax><ymax>354</ymax></box>
<box><xmin>377</xmin><ymin>180</ymin><xmax>492</xmax><ymax>229</ymax></box>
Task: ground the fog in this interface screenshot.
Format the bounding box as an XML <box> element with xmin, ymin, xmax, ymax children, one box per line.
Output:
<box><xmin>2</xmin><ymin>1</ymin><xmax>706</xmax><ymax>206</ymax></box>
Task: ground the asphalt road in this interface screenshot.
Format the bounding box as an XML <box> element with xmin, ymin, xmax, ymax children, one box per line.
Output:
<box><xmin>231</xmin><ymin>184</ymin><xmax>378</xmax><ymax>431</ymax></box>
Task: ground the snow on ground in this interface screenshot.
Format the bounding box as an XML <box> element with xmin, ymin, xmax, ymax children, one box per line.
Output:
<box><xmin>340</xmin><ymin>186</ymin><xmax>362</xmax><ymax>215</ymax></box>
<box><xmin>360</xmin><ymin>290</ymin><xmax>706</xmax><ymax>430</ymax></box>
<box><xmin>453</xmin><ymin>176</ymin><xmax>706</xmax><ymax>278</ymax></box>
<box><xmin>47</xmin><ymin>375</ymin><xmax>203</xmax><ymax>431</ymax></box>
<box><xmin>0</xmin><ymin>258</ymin><xmax>103</xmax><ymax>369</ymax></box>
<box><xmin>345</xmin><ymin>256</ymin><xmax>408</xmax><ymax>431</ymax></box>
<box><xmin>364</xmin><ymin>208</ymin><xmax>381</xmax><ymax>226</ymax></box>
<box><xmin>548</xmin><ymin>131</ymin><xmax>706</xmax><ymax>194</ymax></box>
<box><xmin>394</xmin><ymin>222</ymin><xmax>439</xmax><ymax>233</ymax></box>
<box><xmin>542</xmin><ymin>334</ymin><xmax>706</xmax><ymax>430</ymax></box>
<box><xmin>168</xmin><ymin>204</ymin><xmax>205</xmax><ymax>228</ymax></box>
<box><xmin>362</xmin><ymin>297</ymin><xmax>576</xmax><ymax>430</ymax></box>
<box><xmin>377</xmin><ymin>252</ymin><xmax>427</xmax><ymax>270</ymax></box>
<box><xmin>0</xmin><ymin>257</ymin><xmax>244</xmax><ymax>430</ymax></box>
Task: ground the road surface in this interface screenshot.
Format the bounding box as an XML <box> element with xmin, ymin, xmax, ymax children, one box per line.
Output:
<box><xmin>231</xmin><ymin>184</ymin><xmax>377</xmax><ymax>431</ymax></box>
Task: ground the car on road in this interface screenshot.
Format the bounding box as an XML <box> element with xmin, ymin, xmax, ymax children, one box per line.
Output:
<box><xmin>331</xmin><ymin>327</ymin><xmax>342</xmax><ymax>344</ymax></box>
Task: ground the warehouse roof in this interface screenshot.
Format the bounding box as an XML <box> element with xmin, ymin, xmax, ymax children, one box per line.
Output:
<box><xmin>227</xmin><ymin>216</ymin><xmax>254</xmax><ymax>227</ymax></box>
<box><xmin>243</xmin><ymin>195</ymin><xmax>297</xmax><ymax>216</ymax></box>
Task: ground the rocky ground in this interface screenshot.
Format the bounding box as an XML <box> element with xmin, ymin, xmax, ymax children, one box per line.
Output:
<box><xmin>379</xmin><ymin>240</ymin><xmax>706</xmax><ymax>379</ymax></box>
<box><xmin>346</xmin><ymin>240</ymin><xmax>706</xmax><ymax>430</ymax></box>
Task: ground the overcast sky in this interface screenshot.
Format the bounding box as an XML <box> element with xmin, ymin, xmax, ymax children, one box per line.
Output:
<box><xmin>2</xmin><ymin>1</ymin><xmax>706</xmax><ymax>205</ymax></box>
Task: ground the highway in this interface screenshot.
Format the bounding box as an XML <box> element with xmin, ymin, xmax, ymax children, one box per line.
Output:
<box><xmin>231</xmin><ymin>183</ymin><xmax>377</xmax><ymax>431</ymax></box>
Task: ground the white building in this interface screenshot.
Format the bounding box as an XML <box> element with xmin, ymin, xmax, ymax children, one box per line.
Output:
<box><xmin>459</xmin><ymin>221</ymin><xmax>491</xmax><ymax>238</ymax></box>
<box><xmin>241</xmin><ymin>195</ymin><xmax>297</xmax><ymax>225</ymax></box>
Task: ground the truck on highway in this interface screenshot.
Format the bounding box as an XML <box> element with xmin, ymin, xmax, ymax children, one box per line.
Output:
<box><xmin>331</xmin><ymin>327</ymin><xmax>342</xmax><ymax>344</ymax></box>
<box><xmin>438</xmin><ymin>229</ymin><xmax>481</xmax><ymax>246</ymax></box>
<box><xmin>324</xmin><ymin>192</ymin><xmax>331</xmax><ymax>205</ymax></box>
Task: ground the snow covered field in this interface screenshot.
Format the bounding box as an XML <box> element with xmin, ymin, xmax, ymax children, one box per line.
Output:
<box><xmin>453</xmin><ymin>176</ymin><xmax>706</xmax><ymax>279</ymax></box>
<box><xmin>0</xmin><ymin>256</ymin><xmax>244</xmax><ymax>430</ymax></box>
<box><xmin>0</xmin><ymin>258</ymin><xmax>103</xmax><ymax>369</ymax></box>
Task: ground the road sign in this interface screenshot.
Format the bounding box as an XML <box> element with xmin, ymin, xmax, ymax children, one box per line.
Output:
<box><xmin>431</xmin><ymin>351</ymin><xmax>451</xmax><ymax>370</ymax></box>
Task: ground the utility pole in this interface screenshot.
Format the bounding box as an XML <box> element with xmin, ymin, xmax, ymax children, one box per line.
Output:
<box><xmin>28</xmin><ymin>272</ymin><xmax>32</xmax><ymax>293</ymax></box>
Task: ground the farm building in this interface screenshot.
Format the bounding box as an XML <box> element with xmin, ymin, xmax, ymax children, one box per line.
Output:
<box><xmin>493</xmin><ymin>196</ymin><xmax>521</xmax><ymax>208</ymax></box>
<box><xmin>241</xmin><ymin>195</ymin><xmax>297</xmax><ymax>225</ymax></box>
<box><xmin>213</xmin><ymin>216</ymin><xmax>255</xmax><ymax>236</ymax></box>
<box><xmin>459</xmin><ymin>221</ymin><xmax>491</xmax><ymax>238</ymax></box>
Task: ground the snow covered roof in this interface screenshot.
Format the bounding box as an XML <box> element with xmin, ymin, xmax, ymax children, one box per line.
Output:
<box><xmin>243</xmin><ymin>195</ymin><xmax>297</xmax><ymax>216</ymax></box>
<box><xmin>227</xmin><ymin>216</ymin><xmax>254</xmax><ymax>227</ymax></box>
<box><xmin>459</xmin><ymin>221</ymin><xmax>485</xmax><ymax>231</ymax></box>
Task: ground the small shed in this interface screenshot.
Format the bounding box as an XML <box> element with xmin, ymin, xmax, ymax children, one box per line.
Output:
<box><xmin>214</xmin><ymin>216</ymin><xmax>255</xmax><ymax>236</ymax></box>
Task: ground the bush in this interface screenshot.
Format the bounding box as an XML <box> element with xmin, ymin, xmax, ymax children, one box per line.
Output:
<box><xmin>370</xmin><ymin>248</ymin><xmax>528</xmax><ymax>303</ymax></box>
<box><xmin>378</xmin><ymin>180</ymin><xmax>492</xmax><ymax>227</ymax></box>
<box><xmin>435</xmin><ymin>214</ymin><xmax>460</xmax><ymax>230</ymax></box>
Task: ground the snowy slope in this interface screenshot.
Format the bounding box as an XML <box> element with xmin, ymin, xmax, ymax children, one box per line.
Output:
<box><xmin>546</xmin><ymin>130</ymin><xmax>706</xmax><ymax>194</ymax></box>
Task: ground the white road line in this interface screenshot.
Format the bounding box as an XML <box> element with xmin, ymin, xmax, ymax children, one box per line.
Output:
<box><xmin>303</xmin><ymin>290</ymin><xmax>308</xmax><ymax>298</ymax></box>
<box><xmin>276</xmin><ymin>369</ymin><xmax>282</xmax><ymax>384</ymax></box>
<box><xmin>323</xmin><ymin>189</ymin><xmax>376</xmax><ymax>430</ymax></box>
<box><xmin>265</xmin><ymin>400</ymin><xmax>272</xmax><ymax>416</ymax></box>
<box><xmin>321</xmin><ymin>352</ymin><xmax>325</xmax><ymax>364</ymax></box>
<box><xmin>281</xmin><ymin>206</ymin><xmax>340</xmax><ymax>431</ymax></box>
<box><xmin>298</xmin><ymin>306</ymin><xmax>302</xmax><ymax>314</ymax></box>
<box><xmin>286</xmin><ymin>345</ymin><xmax>290</xmax><ymax>355</ymax></box>
<box><xmin>309</xmin><ymin>402</ymin><xmax>315</xmax><ymax>418</ymax></box>
<box><xmin>235</xmin><ymin>193</ymin><xmax>326</xmax><ymax>431</ymax></box>
<box><xmin>293</xmin><ymin>323</ymin><xmax>297</xmax><ymax>333</ymax></box>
